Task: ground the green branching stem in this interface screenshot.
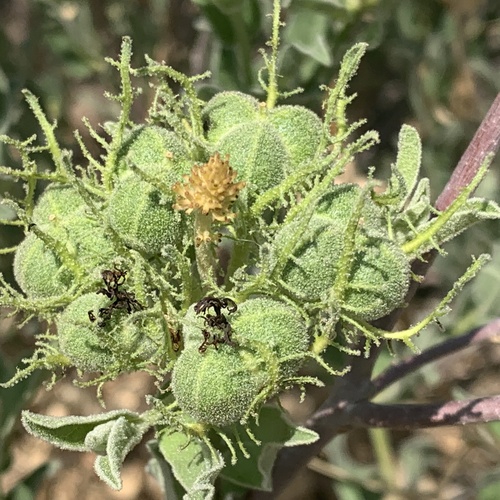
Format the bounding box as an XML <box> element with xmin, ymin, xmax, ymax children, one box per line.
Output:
<box><xmin>0</xmin><ymin>340</ymin><xmax>71</xmax><ymax>389</ymax></box>
<box><xmin>103</xmin><ymin>37</ymin><xmax>134</xmax><ymax>191</ymax></box>
<box><xmin>194</xmin><ymin>216</ymin><xmax>219</xmax><ymax>290</ymax></box>
<box><xmin>285</xmin><ymin>130</ymin><xmax>379</xmax><ymax>224</ymax></box>
<box><xmin>320</xmin><ymin>43</ymin><xmax>368</xmax><ymax>150</ymax></box>
<box><xmin>139</xmin><ymin>60</ymin><xmax>209</xmax><ymax>141</ymax></box>
<box><xmin>402</xmin><ymin>159</ymin><xmax>491</xmax><ymax>256</ymax></box>
<box><xmin>74</xmin><ymin>130</ymin><xmax>105</xmax><ymax>178</ymax></box>
<box><xmin>0</xmin><ymin>165</ymin><xmax>66</xmax><ymax>184</ymax></box>
<box><xmin>331</xmin><ymin>189</ymin><xmax>368</xmax><ymax>304</ymax></box>
<box><xmin>265</xmin><ymin>0</ymin><xmax>282</xmax><ymax>109</ymax></box>
<box><xmin>250</xmin><ymin>120</ymin><xmax>373</xmax><ymax>218</ymax></box>
<box><xmin>0</xmin><ymin>245</ymin><xmax>18</xmax><ymax>255</ymax></box>
<box><xmin>223</xmin><ymin>211</ymin><xmax>254</xmax><ymax>290</ymax></box>
<box><xmin>22</xmin><ymin>90</ymin><xmax>65</xmax><ymax>175</ymax></box>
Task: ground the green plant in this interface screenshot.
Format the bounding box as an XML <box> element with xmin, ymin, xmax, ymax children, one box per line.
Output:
<box><xmin>1</xmin><ymin>1</ymin><xmax>500</xmax><ymax>498</ymax></box>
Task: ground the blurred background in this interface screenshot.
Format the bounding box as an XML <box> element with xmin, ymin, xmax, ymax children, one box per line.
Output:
<box><xmin>0</xmin><ymin>0</ymin><xmax>499</xmax><ymax>498</ymax></box>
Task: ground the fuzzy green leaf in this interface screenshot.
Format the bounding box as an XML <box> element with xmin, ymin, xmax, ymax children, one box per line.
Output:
<box><xmin>146</xmin><ymin>440</ymin><xmax>184</xmax><ymax>500</ymax></box>
<box><xmin>322</xmin><ymin>42</ymin><xmax>368</xmax><ymax>141</ymax></box>
<box><xmin>392</xmin><ymin>177</ymin><xmax>431</xmax><ymax>244</ymax></box>
<box><xmin>93</xmin><ymin>416</ymin><xmax>149</xmax><ymax>490</ymax></box>
<box><xmin>84</xmin><ymin>420</ymin><xmax>116</xmax><ymax>454</ymax></box>
<box><xmin>407</xmin><ymin>198</ymin><xmax>500</xmax><ymax>256</ymax></box>
<box><xmin>402</xmin><ymin>158</ymin><xmax>492</xmax><ymax>257</ymax></box>
<box><xmin>393</xmin><ymin>124</ymin><xmax>422</xmax><ymax>209</ymax></box>
<box><xmin>158</xmin><ymin>429</ymin><xmax>224</xmax><ymax>500</ymax></box>
<box><xmin>21</xmin><ymin>409</ymin><xmax>142</xmax><ymax>452</ymax></box>
<box><xmin>220</xmin><ymin>405</ymin><xmax>319</xmax><ymax>491</ymax></box>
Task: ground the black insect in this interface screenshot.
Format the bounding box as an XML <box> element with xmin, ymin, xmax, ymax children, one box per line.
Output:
<box><xmin>88</xmin><ymin>268</ymin><xmax>144</xmax><ymax>327</ymax></box>
<box><xmin>194</xmin><ymin>296</ymin><xmax>237</xmax><ymax>353</ymax></box>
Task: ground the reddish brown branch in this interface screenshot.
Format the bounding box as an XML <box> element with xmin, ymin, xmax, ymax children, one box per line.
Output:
<box><xmin>369</xmin><ymin>318</ymin><xmax>500</xmax><ymax>397</ymax></box>
<box><xmin>436</xmin><ymin>92</ymin><xmax>500</xmax><ymax>211</ymax></box>
<box><xmin>350</xmin><ymin>396</ymin><xmax>500</xmax><ymax>429</ymax></box>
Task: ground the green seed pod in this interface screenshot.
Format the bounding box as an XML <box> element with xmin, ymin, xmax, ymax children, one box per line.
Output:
<box><xmin>316</xmin><ymin>184</ymin><xmax>385</xmax><ymax>231</ymax></box>
<box><xmin>182</xmin><ymin>297</ymin><xmax>309</xmax><ymax>371</ymax></box>
<box><xmin>279</xmin><ymin>224</ymin><xmax>409</xmax><ymax>319</ymax></box>
<box><xmin>171</xmin><ymin>344</ymin><xmax>268</xmax><ymax>427</ymax></box>
<box><xmin>32</xmin><ymin>185</ymin><xmax>85</xmax><ymax>234</ymax></box>
<box><xmin>215</xmin><ymin>121</ymin><xmax>287</xmax><ymax>195</ymax></box>
<box><xmin>203</xmin><ymin>92</ymin><xmax>323</xmax><ymax>197</ymax></box>
<box><xmin>107</xmin><ymin>127</ymin><xmax>190</xmax><ymax>255</ymax></box>
<box><xmin>203</xmin><ymin>91</ymin><xmax>260</xmax><ymax>143</ymax></box>
<box><xmin>230</xmin><ymin>297</ymin><xmax>309</xmax><ymax>377</ymax></box>
<box><xmin>57</xmin><ymin>294</ymin><xmax>115</xmax><ymax>372</ymax></box>
<box><xmin>106</xmin><ymin>178</ymin><xmax>183</xmax><ymax>255</ymax></box>
<box><xmin>13</xmin><ymin>233</ymin><xmax>74</xmax><ymax>298</ymax></box>
<box><xmin>31</xmin><ymin>184</ymin><xmax>115</xmax><ymax>271</ymax></box>
<box><xmin>341</xmin><ymin>237</ymin><xmax>410</xmax><ymax>320</ymax></box>
<box><xmin>57</xmin><ymin>293</ymin><xmax>161</xmax><ymax>372</ymax></box>
<box><xmin>276</xmin><ymin>216</ymin><xmax>344</xmax><ymax>300</ymax></box>
<box><xmin>125</xmin><ymin>126</ymin><xmax>191</xmax><ymax>181</ymax></box>
<box><xmin>173</xmin><ymin>297</ymin><xmax>310</xmax><ymax>426</ymax></box>
<box><xmin>62</xmin><ymin>211</ymin><xmax>115</xmax><ymax>270</ymax></box>
<box><xmin>267</xmin><ymin>105</ymin><xmax>322</xmax><ymax>171</ymax></box>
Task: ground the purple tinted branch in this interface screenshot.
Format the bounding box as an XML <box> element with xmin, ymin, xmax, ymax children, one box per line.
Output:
<box><xmin>369</xmin><ymin>318</ymin><xmax>500</xmax><ymax>397</ymax></box>
<box><xmin>436</xmin><ymin>92</ymin><xmax>500</xmax><ymax>211</ymax></box>
<box><xmin>350</xmin><ymin>396</ymin><xmax>500</xmax><ymax>429</ymax></box>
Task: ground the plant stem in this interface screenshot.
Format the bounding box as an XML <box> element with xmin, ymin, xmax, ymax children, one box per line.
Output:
<box><xmin>194</xmin><ymin>213</ymin><xmax>218</xmax><ymax>288</ymax></box>
<box><xmin>265</xmin><ymin>0</ymin><xmax>281</xmax><ymax>109</ymax></box>
<box><xmin>369</xmin><ymin>428</ymin><xmax>397</xmax><ymax>491</ymax></box>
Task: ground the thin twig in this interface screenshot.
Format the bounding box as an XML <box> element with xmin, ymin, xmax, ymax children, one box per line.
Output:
<box><xmin>369</xmin><ymin>318</ymin><xmax>500</xmax><ymax>397</ymax></box>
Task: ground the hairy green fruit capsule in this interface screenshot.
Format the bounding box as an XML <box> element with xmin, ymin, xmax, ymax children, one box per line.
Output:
<box><xmin>14</xmin><ymin>233</ymin><xmax>74</xmax><ymax>298</ymax></box>
<box><xmin>316</xmin><ymin>184</ymin><xmax>385</xmax><ymax>231</ymax></box>
<box><xmin>182</xmin><ymin>297</ymin><xmax>309</xmax><ymax>376</ymax></box>
<box><xmin>275</xmin><ymin>184</ymin><xmax>410</xmax><ymax>320</ymax></box>
<box><xmin>279</xmin><ymin>220</ymin><xmax>410</xmax><ymax>319</ymax></box>
<box><xmin>106</xmin><ymin>178</ymin><xmax>183</xmax><ymax>255</ymax></box>
<box><xmin>340</xmin><ymin>238</ymin><xmax>410</xmax><ymax>319</ymax></box>
<box><xmin>203</xmin><ymin>91</ymin><xmax>322</xmax><ymax>196</ymax></box>
<box><xmin>58</xmin><ymin>294</ymin><xmax>116</xmax><ymax>372</ymax></box>
<box><xmin>32</xmin><ymin>185</ymin><xmax>85</xmax><ymax>232</ymax></box>
<box><xmin>13</xmin><ymin>183</ymin><xmax>115</xmax><ymax>297</ymax></box>
<box><xmin>171</xmin><ymin>344</ymin><xmax>268</xmax><ymax>427</ymax></box>
<box><xmin>174</xmin><ymin>297</ymin><xmax>309</xmax><ymax>426</ymax></box>
<box><xmin>124</xmin><ymin>126</ymin><xmax>191</xmax><ymax>180</ymax></box>
<box><xmin>57</xmin><ymin>293</ymin><xmax>161</xmax><ymax>373</ymax></box>
<box><xmin>267</xmin><ymin>106</ymin><xmax>322</xmax><ymax>170</ymax></box>
<box><xmin>230</xmin><ymin>297</ymin><xmax>309</xmax><ymax>377</ymax></box>
<box><xmin>216</xmin><ymin>121</ymin><xmax>287</xmax><ymax>195</ymax></box>
<box><xmin>106</xmin><ymin>126</ymin><xmax>192</xmax><ymax>255</ymax></box>
<box><xmin>203</xmin><ymin>92</ymin><xmax>260</xmax><ymax>143</ymax></box>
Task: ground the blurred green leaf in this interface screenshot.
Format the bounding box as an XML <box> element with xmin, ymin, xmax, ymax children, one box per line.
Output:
<box><xmin>285</xmin><ymin>9</ymin><xmax>332</xmax><ymax>66</ymax></box>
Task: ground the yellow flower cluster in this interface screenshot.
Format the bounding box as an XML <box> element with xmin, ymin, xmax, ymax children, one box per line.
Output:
<box><xmin>172</xmin><ymin>153</ymin><xmax>245</xmax><ymax>224</ymax></box>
